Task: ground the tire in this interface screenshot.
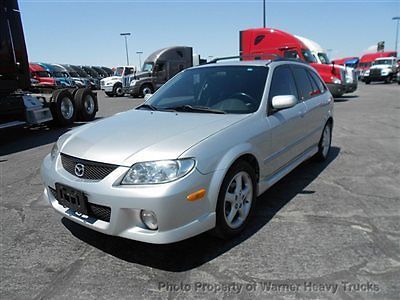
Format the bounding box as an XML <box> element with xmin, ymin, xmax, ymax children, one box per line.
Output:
<box><xmin>113</xmin><ymin>83</ymin><xmax>124</xmax><ymax>97</ymax></box>
<box><xmin>314</xmin><ymin>121</ymin><xmax>332</xmax><ymax>162</ymax></box>
<box><xmin>139</xmin><ymin>84</ymin><xmax>153</xmax><ymax>98</ymax></box>
<box><xmin>50</xmin><ymin>89</ymin><xmax>76</xmax><ymax>126</ymax></box>
<box><xmin>105</xmin><ymin>92</ymin><xmax>114</xmax><ymax>97</ymax></box>
<box><xmin>365</xmin><ymin>79</ymin><xmax>370</xmax><ymax>84</ymax></box>
<box><xmin>384</xmin><ymin>76</ymin><xmax>391</xmax><ymax>84</ymax></box>
<box><xmin>74</xmin><ymin>88</ymin><xmax>98</xmax><ymax>121</ymax></box>
<box><xmin>213</xmin><ymin>161</ymin><xmax>257</xmax><ymax>239</ymax></box>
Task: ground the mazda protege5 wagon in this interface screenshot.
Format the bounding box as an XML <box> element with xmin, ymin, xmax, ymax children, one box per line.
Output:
<box><xmin>41</xmin><ymin>57</ymin><xmax>333</xmax><ymax>244</ymax></box>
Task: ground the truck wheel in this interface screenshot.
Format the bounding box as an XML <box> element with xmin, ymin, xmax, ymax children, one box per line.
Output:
<box><xmin>105</xmin><ymin>92</ymin><xmax>114</xmax><ymax>97</ymax></box>
<box><xmin>364</xmin><ymin>79</ymin><xmax>370</xmax><ymax>84</ymax></box>
<box><xmin>140</xmin><ymin>84</ymin><xmax>153</xmax><ymax>98</ymax></box>
<box><xmin>113</xmin><ymin>83</ymin><xmax>124</xmax><ymax>97</ymax></box>
<box><xmin>384</xmin><ymin>76</ymin><xmax>391</xmax><ymax>84</ymax></box>
<box><xmin>74</xmin><ymin>88</ymin><xmax>98</xmax><ymax>121</ymax></box>
<box><xmin>51</xmin><ymin>89</ymin><xmax>76</xmax><ymax>126</ymax></box>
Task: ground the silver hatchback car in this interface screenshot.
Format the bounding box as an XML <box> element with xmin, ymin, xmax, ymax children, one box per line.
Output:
<box><xmin>41</xmin><ymin>58</ymin><xmax>333</xmax><ymax>244</ymax></box>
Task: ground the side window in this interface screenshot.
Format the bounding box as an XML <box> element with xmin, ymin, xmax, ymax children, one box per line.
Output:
<box><xmin>268</xmin><ymin>66</ymin><xmax>298</xmax><ymax>111</ymax></box>
<box><xmin>308</xmin><ymin>70</ymin><xmax>326</xmax><ymax>93</ymax></box>
<box><xmin>306</xmin><ymin>71</ymin><xmax>320</xmax><ymax>96</ymax></box>
<box><xmin>283</xmin><ymin>50</ymin><xmax>299</xmax><ymax>59</ymax></box>
<box><xmin>292</xmin><ymin>67</ymin><xmax>314</xmax><ymax>101</ymax></box>
<box><xmin>124</xmin><ymin>68</ymin><xmax>134</xmax><ymax>75</ymax></box>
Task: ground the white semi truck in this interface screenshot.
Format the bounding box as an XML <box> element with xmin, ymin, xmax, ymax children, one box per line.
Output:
<box><xmin>295</xmin><ymin>35</ymin><xmax>357</xmax><ymax>94</ymax></box>
<box><xmin>100</xmin><ymin>66</ymin><xmax>136</xmax><ymax>97</ymax></box>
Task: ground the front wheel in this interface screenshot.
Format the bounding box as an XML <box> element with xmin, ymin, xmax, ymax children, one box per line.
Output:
<box><xmin>140</xmin><ymin>84</ymin><xmax>153</xmax><ymax>98</ymax></box>
<box><xmin>113</xmin><ymin>83</ymin><xmax>124</xmax><ymax>97</ymax></box>
<box><xmin>213</xmin><ymin>161</ymin><xmax>256</xmax><ymax>239</ymax></box>
<box><xmin>314</xmin><ymin>122</ymin><xmax>332</xmax><ymax>161</ymax></box>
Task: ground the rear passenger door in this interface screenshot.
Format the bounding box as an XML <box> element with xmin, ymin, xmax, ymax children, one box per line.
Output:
<box><xmin>263</xmin><ymin>65</ymin><xmax>307</xmax><ymax>176</ymax></box>
<box><xmin>291</xmin><ymin>66</ymin><xmax>329</xmax><ymax>150</ymax></box>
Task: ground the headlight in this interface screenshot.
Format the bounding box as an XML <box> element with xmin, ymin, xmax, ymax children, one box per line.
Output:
<box><xmin>331</xmin><ymin>77</ymin><xmax>341</xmax><ymax>85</ymax></box>
<box><xmin>50</xmin><ymin>143</ymin><xmax>59</xmax><ymax>161</ymax></box>
<box><xmin>381</xmin><ymin>69</ymin><xmax>389</xmax><ymax>75</ymax></box>
<box><xmin>130</xmin><ymin>80</ymin><xmax>137</xmax><ymax>86</ymax></box>
<box><xmin>365</xmin><ymin>70</ymin><xmax>370</xmax><ymax>76</ymax></box>
<box><xmin>121</xmin><ymin>159</ymin><xmax>195</xmax><ymax>185</ymax></box>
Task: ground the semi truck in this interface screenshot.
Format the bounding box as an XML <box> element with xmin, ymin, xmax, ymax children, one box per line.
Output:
<box><xmin>363</xmin><ymin>57</ymin><xmax>399</xmax><ymax>84</ymax></box>
<box><xmin>357</xmin><ymin>51</ymin><xmax>397</xmax><ymax>81</ymax></box>
<box><xmin>122</xmin><ymin>46</ymin><xmax>201</xmax><ymax>98</ymax></box>
<box><xmin>0</xmin><ymin>0</ymin><xmax>98</xmax><ymax>129</ymax></box>
<box><xmin>100</xmin><ymin>66</ymin><xmax>136</xmax><ymax>97</ymax></box>
<box><xmin>239</xmin><ymin>28</ymin><xmax>346</xmax><ymax>98</ymax></box>
<box><xmin>295</xmin><ymin>35</ymin><xmax>358</xmax><ymax>94</ymax></box>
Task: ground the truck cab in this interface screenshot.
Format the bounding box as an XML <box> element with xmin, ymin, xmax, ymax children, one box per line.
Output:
<box><xmin>100</xmin><ymin>66</ymin><xmax>135</xmax><ymax>97</ymax></box>
<box><xmin>357</xmin><ymin>51</ymin><xmax>397</xmax><ymax>81</ymax></box>
<box><xmin>295</xmin><ymin>35</ymin><xmax>357</xmax><ymax>94</ymax></box>
<box><xmin>29</xmin><ymin>63</ymin><xmax>57</xmax><ymax>87</ymax></box>
<box><xmin>124</xmin><ymin>46</ymin><xmax>194</xmax><ymax>98</ymax></box>
<box><xmin>56</xmin><ymin>64</ymin><xmax>91</xmax><ymax>88</ymax></box>
<box><xmin>240</xmin><ymin>28</ymin><xmax>346</xmax><ymax>98</ymax></box>
<box><xmin>364</xmin><ymin>57</ymin><xmax>399</xmax><ymax>84</ymax></box>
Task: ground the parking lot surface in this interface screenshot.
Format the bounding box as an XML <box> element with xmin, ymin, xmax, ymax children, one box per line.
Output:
<box><xmin>1</xmin><ymin>84</ymin><xmax>399</xmax><ymax>299</ymax></box>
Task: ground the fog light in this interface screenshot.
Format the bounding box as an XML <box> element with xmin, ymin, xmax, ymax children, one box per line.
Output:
<box><xmin>140</xmin><ymin>210</ymin><xmax>158</xmax><ymax>230</ymax></box>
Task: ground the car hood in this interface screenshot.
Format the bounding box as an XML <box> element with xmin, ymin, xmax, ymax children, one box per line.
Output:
<box><xmin>61</xmin><ymin>110</ymin><xmax>250</xmax><ymax>166</ymax></box>
<box><xmin>101</xmin><ymin>76</ymin><xmax>121</xmax><ymax>83</ymax></box>
<box><xmin>370</xmin><ymin>65</ymin><xmax>392</xmax><ymax>70</ymax></box>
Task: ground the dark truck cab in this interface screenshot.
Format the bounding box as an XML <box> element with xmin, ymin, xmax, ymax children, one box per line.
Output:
<box><xmin>123</xmin><ymin>46</ymin><xmax>194</xmax><ymax>97</ymax></box>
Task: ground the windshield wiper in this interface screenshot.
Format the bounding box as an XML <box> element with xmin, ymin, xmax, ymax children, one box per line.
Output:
<box><xmin>136</xmin><ymin>104</ymin><xmax>158</xmax><ymax>111</ymax></box>
<box><xmin>164</xmin><ymin>105</ymin><xmax>225</xmax><ymax>114</ymax></box>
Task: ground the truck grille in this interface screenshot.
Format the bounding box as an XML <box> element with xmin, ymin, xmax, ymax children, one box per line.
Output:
<box><xmin>61</xmin><ymin>153</ymin><xmax>118</xmax><ymax>180</ymax></box>
<box><xmin>370</xmin><ymin>69</ymin><xmax>381</xmax><ymax>76</ymax></box>
<box><xmin>48</xmin><ymin>186</ymin><xmax>111</xmax><ymax>222</ymax></box>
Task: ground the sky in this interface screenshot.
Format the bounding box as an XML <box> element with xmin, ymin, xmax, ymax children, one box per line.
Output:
<box><xmin>19</xmin><ymin>0</ymin><xmax>400</xmax><ymax>68</ymax></box>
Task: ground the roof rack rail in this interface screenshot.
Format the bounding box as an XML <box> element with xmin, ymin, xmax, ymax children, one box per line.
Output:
<box><xmin>207</xmin><ymin>53</ymin><xmax>307</xmax><ymax>64</ymax></box>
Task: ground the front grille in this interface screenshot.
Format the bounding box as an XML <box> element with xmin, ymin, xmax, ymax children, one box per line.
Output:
<box><xmin>48</xmin><ymin>186</ymin><xmax>111</xmax><ymax>222</ymax></box>
<box><xmin>61</xmin><ymin>153</ymin><xmax>118</xmax><ymax>180</ymax></box>
<box><xmin>370</xmin><ymin>69</ymin><xmax>381</xmax><ymax>76</ymax></box>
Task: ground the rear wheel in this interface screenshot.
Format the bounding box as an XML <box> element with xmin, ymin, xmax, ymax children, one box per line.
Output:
<box><xmin>213</xmin><ymin>161</ymin><xmax>256</xmax><ymax>239</ymax></box>
<box><xmin>105</xmin><ymin>92</ymin><xmax>114</xmax><ymax>97</ymax></box>
<box><xmin>365</xmin><ymin>79</ymin><xmax>370</xmax><ymax>84</ymax></box>
<box><xmin>51</xmin><ymin>89</ymin><xmax>76</xmax><ymax>126</ymax></box>
<box><xmin>74</xmin><ymin>88</ymin><xmax>97</xmax><ymax>121</ymax></box>
<box><xmin>314</xmin><ymin>122</ymin><xmax>332</xmax><ymax>161</ymax></box>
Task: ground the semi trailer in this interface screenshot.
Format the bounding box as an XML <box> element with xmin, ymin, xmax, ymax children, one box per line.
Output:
<box><xmin>0</xmin><ymin>0</ymin><xmax>98</xmax><ymax>129</ymax></box>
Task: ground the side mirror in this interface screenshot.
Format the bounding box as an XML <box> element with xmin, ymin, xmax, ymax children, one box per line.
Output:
<box><xmin>272</xmin><ymin>95</ymin><xmax>297</xmax><ymax>110</ymax></box>
<box><xmin>144</xmin><ymin>93</ymin><xmax>153</xmax><ymax>101</ymax></box>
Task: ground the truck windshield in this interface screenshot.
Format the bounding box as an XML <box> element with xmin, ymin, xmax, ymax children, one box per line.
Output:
<box><xmin>373</xmin><ymin>59</ymin><xmax>393</xmax><ymax>66</ymax></box>
<box><xmin>53</xmin><ymin>72</ymin><xmax>69</xmax><ymax>78</ymax></box>
<box><xmin>318</xmin><ymin>53</ymin><xmax>330</xmax><ymax>64</ymax></box>
<box><xmin>142</xmin><ymin>63</ymin><xmax>153</xmax><ymax>72</ymax></box>
<box><xmin>145</xmin><ymin>66</ymin><xmax>268</xmax><ymax>114</ymax></box>
<box><xmin>34</xmin><ymin>71</ymin><xmax>51</xmax><ymax>77</ymax></box>
<box><xmin>302</xmin><ymin>49</ymin><xmax>317</xmax><ymax>63</ymax></box>
<box><xmin>114</xmin><ymin>67</ymin><xmax>124</xmax><ymax>76</ymax></box>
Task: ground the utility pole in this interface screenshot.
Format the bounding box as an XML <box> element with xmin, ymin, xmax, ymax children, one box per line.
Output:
<box><xmin>393</xmin><ymin>17</ymin><xmax>400</xmax><ymax>54</ymax></box>
<box><xmin>120</xmin><ymin>32</ymin><xmax>131</xmax><ymax>65</ymax></box>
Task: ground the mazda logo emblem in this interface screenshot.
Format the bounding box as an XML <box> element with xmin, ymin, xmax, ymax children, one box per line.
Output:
<box><xmin>74</xmin><ymin>163</ymin><xmax>85</xmax><ymax>177</ymax></box>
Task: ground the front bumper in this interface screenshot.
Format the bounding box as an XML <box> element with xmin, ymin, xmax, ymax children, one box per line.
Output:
<box><xmin>101</xmin><ymin>85</ymin><xmax>114</xmax><ymax>92</ymax></box>
<box><xmin>344</xmin><ymin>82</ymin><xmax>357</xmax><ymax>93</ymax></box>
<box><xmin>326</xmin><ymin>83</ymin><xmax>345</xmax><ymax>98</ymax></box>
<box><xmin>365</xmin><ymin>75</ymin><xmax>391</xmax><ymax>82</ymax></box>
<box><xmin>41</xmin><ymin>154</ymin><xmax>216</xmax><ymax>244</ymax></box>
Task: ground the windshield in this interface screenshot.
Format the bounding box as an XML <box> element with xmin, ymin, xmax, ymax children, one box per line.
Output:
<box><xmin>34</xmin><ymin>71</ymin><xmax>51</xmax><ymax>77</ymax></box>
<box><xmin>302</xmin><ymin>49</ymin><xmax>317</xmax><ymax>63</ymax></box>
<box><xmin>318</xmin><ymin>53</ymin><xmax>330</xmax><ymax>64</ymax></box>
<box><xmin>373</xmin><ymin>59</ymin><xmax>394</xmax><ymax>66</ymax></box>
<box><xmin>72</xmin><ymin>67</ymin><xmax>88</xmax><ymax>77</ymax></box>
<box><xmin>53</xmin><ymin>72</ymin><xmax>69</xmax><ymax>78</ymax></box>
<box><xmin>69</xmin><ymin>71</ymin><xmax>79</xmax><ymax>77</ymax></box>
<box><xmin>142</xmin><ymin>63</ymin><xmax>153</xmax><ymax>72</ymax></box>
<box><xmin>146</xmin><ymin>66</ymin><xmax>268</xmax><ymax>114</ymax></box>
<box><xmin>114</xmin><ymin>67</ymin><xmax>124</xmax><ymax>76</ymax></box>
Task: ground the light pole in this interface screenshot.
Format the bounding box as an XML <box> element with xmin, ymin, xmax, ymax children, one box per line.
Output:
<box><xmin>136</xmin><ymin>51</ymin><xmax>143</xmax><ymax>68</ymax></box>
<box><xmin>120</xmin><ymin>32</ymin><xmax>131</xmax><ymax>65</ymax></box>
<box><xmin>393</xmin><ymin>17</ymin><xmax>400</xmax><ymax>54</ymax></box>
<box><xmin>263</xmin><ymin>0</ymin><xmax>267</xmax><ymax>28</ymax></box>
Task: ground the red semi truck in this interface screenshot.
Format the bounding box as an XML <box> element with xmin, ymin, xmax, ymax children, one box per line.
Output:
<box><xmin>239</xmin><ymin>28</ymin><xmax>346</xmax><ymax>97</ymax></box>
